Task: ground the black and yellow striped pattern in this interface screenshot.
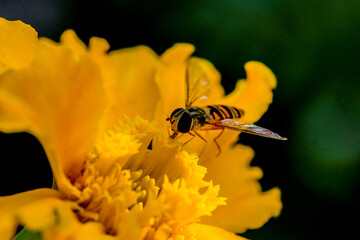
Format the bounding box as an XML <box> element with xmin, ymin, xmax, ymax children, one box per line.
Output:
<box><xmin>206</xmin><ymin>105</ymin><xmax>244</xmax><ymax>120</ymax></box>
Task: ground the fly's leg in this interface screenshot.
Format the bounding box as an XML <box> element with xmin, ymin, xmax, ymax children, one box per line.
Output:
<box><xmin>213</xmin><ymin>128</ymin><xmax>225</xmax><ymax>157</ymax></box>
<box><xmin>167</xmin><ymin>126</ymin><xmax>172</xmax><ymax>137</ymax></box>
<box><xmin>181</xmin><ymin>131</ymin><xmax>208</xmax><ymax>157</ymax></box>
<box><xmin>180</xmin><ymin>132</ymin><xmax>196</xmax><ymax>151</ymax></box>
<box><xmin>194</xmin><ymin>131</ymin><xmax>208</xmax><ymax>157</ymax></box>
<box><xmin>193</xmin><ymin>131</ymin><xmax>207</xmax><ymax>142</ymax></box>
<box><xmin>170</xmin><ymin>132</ymin><xmax>178</xmax><ymax>139</ymax></box>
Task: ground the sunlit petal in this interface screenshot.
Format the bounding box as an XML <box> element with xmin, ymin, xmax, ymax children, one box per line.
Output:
<box><xmin>222</xmin><ymin>61</ymin><xmax>277</xmax><ymax>123</ymax></box>
<box><xmin>185</xmin><ymin>223</ymin><xmax>248</xmax><ymax>240</ymax></box>
<box><xmin>0</xmin><ymin>17</ymin><xmax>38</xmax><ymax>74</ymax></box>
<box><xmin>0</xmin><ymin>42</ymin><xmax>108</xmax><ymax>188</ymax></box>
<box><xmin>0</xmin><ymin>189</ymin><xmax>61</xmax><ymax>239</ymax></box>
<box><xmin>200</xmin><ymin>144</ymin><xmax>282</xmax><ymax>233</ymax></box>
<box><xmin>99</xmin><ymin>46</ymin><xmax>160</xmax><ymax>133</ymax></box>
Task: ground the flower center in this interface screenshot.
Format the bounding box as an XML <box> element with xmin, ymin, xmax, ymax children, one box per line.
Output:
<box><xmin>73</xmin><ymin>158</ymin><xmax>159</xmax><ymax>235</ymax></box>
<box><xmin>70</xmin><ymin>117</ymin><xmax>225</xmax><ymax>238</ymax></box>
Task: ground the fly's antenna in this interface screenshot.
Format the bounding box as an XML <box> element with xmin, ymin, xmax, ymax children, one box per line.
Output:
<box><xmin>166</xmin><ymin>114</ymin><xmax>170</xmax><ymax>121</ymax></box>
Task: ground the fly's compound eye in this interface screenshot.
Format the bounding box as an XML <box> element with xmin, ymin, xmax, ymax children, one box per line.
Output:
<box><xmin>177</xmin><ymin>111</ymin><xmax>193</xmax><ymax>133</ymax></box>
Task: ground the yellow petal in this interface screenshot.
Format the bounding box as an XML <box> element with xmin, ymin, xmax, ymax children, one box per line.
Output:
<box><xmin>99</xmin><ymin>45</ymin><xmax>160</xmax><ymax>133</ymax></box>
<box><xmin>200</xmin><ymin>144</ymin><xmax>282</xmax><ymax>233</ymax></box>
<box><xmin>18</xmin><ymin>198</ymin><xmax>93</xmax><ymax>240</ymax></box>
<box><xmin>116</xmin><ymin>214</ymin><xmax>141</xmax><ymax>240</ymax></box>
<box><xmin>57</xmin><ymin>30</ymin><xmax>134</xmax><ymax>134</ymax></box>
<box><xmin>222</xmin><ymin>61</ymin><xmax>277</xmax><ymax>123</ymax></box>
<box><xmin>0</xmin><ymin>188</ymin><xmax>61</xmax><ymax>213</ymax></box>
<box><xmin>185</xmin><ymin>223</ymin><xmax>248</xmax><ymax>240</ymax></box>
<box><xmin>73</xmin><ymin>222</ymin><xmax>116</xmax><ymax>240</ymax></box>
<box><xmin>0</xmin><ymin>18</ymin><xmax>38</xmax><ymax>74</ymax></box>
<box><xmin>18</xmin><ymin>198</ymin><xmax>76</xmax><ymax>231</ymax></box>
<box><xmin>0</xmin><ymin>42</ymin><xmax>108</xmax><ymax>190</ymax></box>
<box><xmin>20</xmin><ymin>201</ymin><xmax>115</xmax><ymax>240</ymax></box>
<box><xmin>0</xmin><ymin>214</ymin><xmax>16</xmax><ymax>240</ymax></box>
<box><xmin>58</xmin><ymin>29</ymin><xmax>87</xmax><ymax>60</ymax></box>
<box><xmin>0</xmin><ymin>188</ymin><xmax>61</xmax><ymax>240</ymax></box>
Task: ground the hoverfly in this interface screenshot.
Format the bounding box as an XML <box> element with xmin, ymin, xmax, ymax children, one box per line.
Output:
<box><xmin>166</xmin><ymin>58</ymin><xmax>286</xmax><ymax>155</ymax></box>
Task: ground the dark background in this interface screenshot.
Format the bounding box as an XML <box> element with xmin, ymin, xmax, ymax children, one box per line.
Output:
<box><xmin>1</xmin><ymin>0</ymin><xmax>359</xmax><ymax>239</ymax></box>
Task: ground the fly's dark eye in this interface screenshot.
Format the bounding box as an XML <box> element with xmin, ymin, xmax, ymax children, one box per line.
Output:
<box><xmin>177</xmin><ymin>111</ymin><xmax>192</xmax><ymax>133</ymax></box>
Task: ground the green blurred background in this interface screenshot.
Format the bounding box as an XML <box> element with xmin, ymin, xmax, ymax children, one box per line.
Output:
<box><xmin>1</xmin><ymin>0</ymin><xmax>359</xmax><ymax>239</ymax></box>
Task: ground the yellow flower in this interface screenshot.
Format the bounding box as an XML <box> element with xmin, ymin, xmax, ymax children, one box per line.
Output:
<box><xmin>0</xmin><ymin>17</ymin><xmax>282</xmax><ymax>240</ymax></box>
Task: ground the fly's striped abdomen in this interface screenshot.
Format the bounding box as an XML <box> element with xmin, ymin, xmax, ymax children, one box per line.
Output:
<box><xmin>206</xmin><ymin>105</ymin><xmax>244</xmax><ymax>120</ymax></box>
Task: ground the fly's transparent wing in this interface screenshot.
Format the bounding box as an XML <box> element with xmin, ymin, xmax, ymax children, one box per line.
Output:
<box><xmin>210</xmin><ymin>119</ymin><xmax>287</xmax><ymax>140</ymax></box>
<box><xmin>185</xmin><ymin>58</ymin><xmax>211</xmax><ymax>107</ymax></box>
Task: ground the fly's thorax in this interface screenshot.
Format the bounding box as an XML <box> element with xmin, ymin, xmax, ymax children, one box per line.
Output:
<box><xmin>186</xmin><ymin>107</ymin><xmax>208</xmax><ymax>131</ymax></box>
<box><xmin>169</xmin><ymin>108</ymin><xmax>193</xmax><ymax>133</ymax></box>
